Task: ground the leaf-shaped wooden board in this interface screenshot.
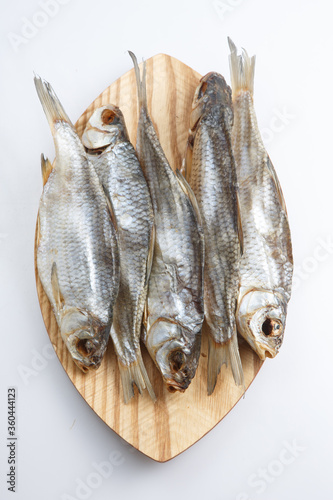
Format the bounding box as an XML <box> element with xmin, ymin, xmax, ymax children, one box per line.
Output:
<box><xmin>35</xmin><ymin>54</ymin><xmax>263</xmax><ymax>462</ymax></box>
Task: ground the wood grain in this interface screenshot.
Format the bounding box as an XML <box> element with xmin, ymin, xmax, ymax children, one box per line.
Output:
<box><xmin>34</xmin><ymin>54</ymin><xmax>263</xmax><ymax>462</ymax></box>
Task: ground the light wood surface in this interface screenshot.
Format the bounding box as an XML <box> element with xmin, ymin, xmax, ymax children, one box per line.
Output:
<box><xmin>35</xmin><ymin>54</ymin><xmax>263</xmax><ymax>462</ymax></box>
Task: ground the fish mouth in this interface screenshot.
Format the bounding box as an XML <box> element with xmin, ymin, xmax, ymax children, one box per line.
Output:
<box><xmin>253</xmin><ymin>343</ymin><xmax>278</xmax><ymax>360</ymax></box>
<box><xmin>165</xmin><ymin>379</ymin><xmax>188</xmax><ymax>393</ymax></box>
<box><xmin>254</xmin><ymin>318</ymin><xmax>284</xmax><ymax>360</ymax></box>
<box><xmin>237</xmin><ymin>289</ymin><xmax>288</xmax><ymax>361</ymax></box>
<box><xmin>69</xmin><ymin>336</ymin><xmax>105</xmax><ymax>372</ymax></box>
<box><xmin>244</xmin><ymin>327</ymin><xmax>282</xmax><ymax>360</ymax></box>
<box><xmin>165</xmin><ymin>364</ymin><xmax>192</xmax><ymax>393</ymax></box>
<box><xmin>73</xmin><ymin>353</ymin><xmax>102</xmax><ymax>372</ymax></box>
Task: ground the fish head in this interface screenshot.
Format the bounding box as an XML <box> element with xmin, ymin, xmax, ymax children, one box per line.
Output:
<box><xmin>190</xmin><ymin>72</ymin><xmax>233</xmax><ymax>132</ymax></box>
<box><xmin>81</xmin><ymin>105</ymin><xmax>129</xmax><ymax>151</ymax></box>
<box><xmin>147</xmin><ymin>319</ymin><xmax>201</xmax><ymax>392</ymax></box>
<box><xmin>60</xmin><ymin>308</ymin><xmax>109</xmax><ymax>372</ymax></box>
<box><xmin>236</xmin><ymin>289</ymin><xmax>287</xmax><ymax>360</ymax></box>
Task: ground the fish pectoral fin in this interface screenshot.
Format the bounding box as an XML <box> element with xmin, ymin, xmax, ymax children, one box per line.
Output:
<box><xmin>236</xmin><ymin>192</ymin><xmax>244</xmax><ymax>255</ymax></box>
<box><xmin>265</xmin><ymin>155</ymin><xmax>288</xmax><ymax>214</ymax></box>
<box><xmin>41</xmin><ymin>153</ymin><xmax>53</xmax><ymax>186</ymax></box>
<box><xmin>51</xmin><ymin>262</ymin><xmax>65</xmax><ymax>310</ymax></box>
<box><xmin>175</xmin><ymin>169</ymin><xmax>203</xmax><ymax>227</ymax></box>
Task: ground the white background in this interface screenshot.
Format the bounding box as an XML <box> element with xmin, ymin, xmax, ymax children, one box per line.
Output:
<box><xmin>1</xmin><ymin>0</ymin><xmax>332</xmax><ymax>499</ymax></box>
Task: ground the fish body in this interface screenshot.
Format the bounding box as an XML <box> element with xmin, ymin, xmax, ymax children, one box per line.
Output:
<box><xmin>186</xmin><ymin>72</ymin><xmax>244</xmax><ymax>394</ymax></box>
<box><xmin>228</xmin><ymin>39</ymin><xmax>293</xmax><ymax>359</ymax></box>
<box><xmin>82</xmin><ymin>105</ymin><xmax>155</xmax><ymax>403</ymax></box>
<box><xmin>35</xmin><ymin>77</ymin><xmax>119</xmax><ymax>372</ymax></box>
<box><xmin>129</xmin><ymin>52</ymin><xmax>205</xmax><ymax>392</ymax></box>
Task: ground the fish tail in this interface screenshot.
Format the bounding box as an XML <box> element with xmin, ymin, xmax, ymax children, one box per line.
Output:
<box><xmin>118</xmin><ymin>351</ymin><xmax>156</xmax><ymax>404</ymax></box>
<box><xmin>207</xmin><ymin>329</ymin><xmax>244</xmax><ymax>395</ymax></box>
<box><xmin>228</xmin><ymin>37</ymin><xmax>256</xmax><ymax>97</ymax></box>
<box><xmin>128</xmin><ymin>51</ymin><xmax>148</xmax><ymax>113</ymax></box>
<box><xmin>34</xmin><ymin>74</ymin><xmax>73</xmax><ymax>132</ymax></box>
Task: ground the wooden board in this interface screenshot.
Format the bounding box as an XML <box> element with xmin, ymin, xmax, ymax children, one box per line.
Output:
<box><xmin>35</xmin><ymin>54</ymin><xmax>263</xmax><ymax>462</ymax></box>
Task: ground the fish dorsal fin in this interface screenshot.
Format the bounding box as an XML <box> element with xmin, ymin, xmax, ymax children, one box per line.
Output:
<box><xmin>141</xmin><ymin>309</ymin><xmax>148</xmax><ymax>342</ymax></box>
<box><xmin>236</xmin><ymin>192</ymin><xmax>244</xmax><ymax>255</ymax></box>
<box><xmin>51</xmin><ymin>262</ymin><xmax>65</xmax><ymax>310</ymax></box>
<box><xmin>175</xmin><ymin>169</ymin><xmax>202</xmax><ymax>227</ymax></box>
<box><xmin>134</xmin><ymin>223</ymin><xmax>155</xmax><ymax>346</ymax></box>
<box><xmin>101</xmin><ymin>183</ymin><xmax>118</xmax><ymax>231</ymax></box>
<box><xmin>142</xmin><ymin>225</ymin><xmax>155</xmax><ymax>339</ymax></box>
<box><xmin>179</xmin><ymin>158</ymin><xmax>187</xmax><ymax>179</ymax></box>
<box><xmin>265</xmin><ymin>155</ymin><xmax>287</xmax><ymax>214</ymax></box>
<box><xmin>145</xmin><ymin>223</ymin><xmax>155</xmax><ymax>286</ymax></box>
<box><xmin>41</xmin><ymin>154</ymin><xmax>53</xmax><ymax>186</ymax></box>
<box><xmin>182</xmin><ymin>135</ymin><xmax>194</xmax><ymax>182</ymax></box>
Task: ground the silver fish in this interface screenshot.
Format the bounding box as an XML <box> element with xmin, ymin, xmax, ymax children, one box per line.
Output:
<box><xmin>186</xmin><ymin>72</ymin><xmax>244</xmax><ymax>395</ymax></box>
<box><xmin>35</xmin><ymin>77</ymin><xmax>119</xmax><ymax>372</ymax></box>
<box><xmin>228</xmin><ymin>39</ymin><xmax>293</xmax><ymax>359</ymax></box>
<box><xmin>129</xmin><ymin>52</ymin><xmax>205</xmax><ymax>392</ymax></box>
<box><xmin>82</xmin><ymin>105</ymin><xmax>156</xmax><ymax>403</ymax></box>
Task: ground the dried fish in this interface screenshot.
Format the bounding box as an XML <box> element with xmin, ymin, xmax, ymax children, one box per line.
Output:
<box><xmin>186</xmin><ymin>71</ymin><xmax>244</xmax><ymax>394</ymax></box>
<box><xmin>129</xmin><ymin>52</ymin><xmax>205</xmax><ymax>392</ymax></box>
<box><xmin>228</xmin><ymin>39</ymin><xmax>293</xmax><ymax>359</ymax></box>
<box><xmin>82</xmin><ymin>105</ymin><xmax>155</xmax><ymax>402</ymax></box>
<box><xmin>35</xmin><ymin>77</ymin><xmax>119</xmax><ymax>372</ymax></box>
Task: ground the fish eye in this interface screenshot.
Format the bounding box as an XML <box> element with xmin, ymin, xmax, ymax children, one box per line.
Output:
<box><xmin>169</xmin><ymin>350</ymin><xmax>186</xmax><ymax>372</ymax></box>
<box><xmin>76</xmin><ymin>338</ymin><xmax>95</xmax><ymax>357</ymax></box>
<box><xmin>261</xmin><ymin>319</ymin><xmax>281</xmax><ymax>336</ymax></box>
<box><xmin>101</xmin><ymin>108</ymin><xmax>116</xmax><ymax>125</ymax></box>
<box><xmin>198</xmin><ymin>81</ymin><xmax>208</xmax><ymax>100</ymax></box>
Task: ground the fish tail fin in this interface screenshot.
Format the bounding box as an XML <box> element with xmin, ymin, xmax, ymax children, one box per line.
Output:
<box><xmin>118</xmin><ymin>351</ymin><xmax>156</xmax><ymax>404</ymax></box>
<box><xmin>207</xmin><ymin>329</ymin><xmax>244</xmax><ymax>395</ymax></box>
<box><xmin>128</xmin><ymin>51</ymin><xmax>148</xmax><ymax>113</ymax></box>
<box><xmin>34</xmin><ymin>74</ymin><xmax>73</xmax><ymax>132</ymax></box>
<box><xmin>228</xmin><ymin>37</ymin><xmax>256</xmax><ymax>97</ymax></box>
